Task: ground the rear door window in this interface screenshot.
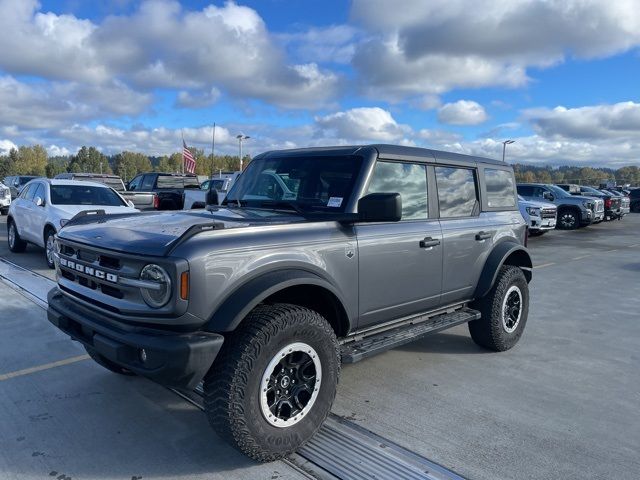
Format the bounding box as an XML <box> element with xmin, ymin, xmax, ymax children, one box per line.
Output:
<box><xmin>366</xmin><ymin>161</ymin><xmax>428</xmax><ymax>221</ymax></box>
<box><xmin>484</xmin><ymin>169</ymin><xmax>516</xmax><ymax>208</ymax></box>
<box><xmin>141</xmin><ymin>175</ymin><xmax>156</xmax><ymax>190</ymax></box>
<box><xmin>435</xmin><ymin>167</ymin><xmax>478</xmax><ymax>218</ymax></box>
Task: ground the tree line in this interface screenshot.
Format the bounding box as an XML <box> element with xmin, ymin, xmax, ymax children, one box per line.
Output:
<box><xmin>1</xmin><ymin>144</ymin><xmax>638</xmax><ymax>186</ymax></box>
<box><xmin>513</xmin><ymin>164</ymin><xmax>640</xmax><ymax>186</ymax></box>
<box><xmin>0</xmin><ymin>145</ymin><xmax>250</xmax><ymax>181</ymax></box>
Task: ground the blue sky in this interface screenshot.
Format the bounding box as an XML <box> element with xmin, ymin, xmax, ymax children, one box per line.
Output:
<box><xmin>1</xmin><ymin>0</ymin><xmax>639</xmax><ymax>167</ymax></box>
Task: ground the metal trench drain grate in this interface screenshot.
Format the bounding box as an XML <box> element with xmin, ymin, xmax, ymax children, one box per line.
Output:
<box><xmin>189</xmin><ymin>385</ymin><xmax>464</xmax><ymax>480</ymax></box>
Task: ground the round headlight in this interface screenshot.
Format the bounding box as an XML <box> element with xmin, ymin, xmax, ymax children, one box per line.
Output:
<box><xmin>140</xmin><ymin>264</ymin><xmax>172</xmax><ymax>308</ymax></box>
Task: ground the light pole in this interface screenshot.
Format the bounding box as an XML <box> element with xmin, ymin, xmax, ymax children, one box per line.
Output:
<box><xmin>237</xmin><ymin>134</ymin><xmax>250</xmax><ymax>171</ymax></box>
<box><xmin>502</xmin><ymin>140</ymin><xmax>515</xmax><ymax>162</ymax></box>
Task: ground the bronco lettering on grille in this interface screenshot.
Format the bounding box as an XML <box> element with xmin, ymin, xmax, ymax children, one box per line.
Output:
<box><xmin>59</xmin><ymin>257</ymin><xmax>118</xmax><ymax>283</ymax></box>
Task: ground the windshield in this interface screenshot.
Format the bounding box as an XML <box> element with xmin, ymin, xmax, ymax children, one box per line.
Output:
<box><xmin>50</xmin><ymin>185</ymin><xmax>126</xmax><ymax>206</ymax></box>
<box><xmin>83</xmin><ymin>176</ymin><xmax>125</xmax><ymax>191</ymax></box>
<box><xmin>547</xmin><ymin>184</ymin><xmax>570</xmax><ymax>198</ymax></box>
<box><xmin>581</xmin><ymin>186</ymin><xmax>603</xmax><ymax>195</ymax></box>
<box><xmin>157</xmin><ymin>176</ymin><xmax>200</xmax><ymax>189</ymax></box>
<box><xmin>225</xmin><ymin>155</ymin><xmax>363</xmax><ymax>212</ymax></box>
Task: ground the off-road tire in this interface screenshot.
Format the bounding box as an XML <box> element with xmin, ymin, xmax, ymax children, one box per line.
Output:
<box><xmin>85</xmin><ymin>346</ymin><xmax>136</xmax><ymax>376</ymax></box>
<box><xmin>7</xmin><ymin>219</ymin><xmax>27</xmax><ymax>253</ymax></box>
<box><xmin>203</xmin><ymin>303</ymin><xmax>340</xmax><ymax>462</ymax></box>
<box><xmin>557</xmin><ymin>208</ymin><xmax>580</xmax><ymax>230</ymax></box>
<box><xmin>469</xmin><ymin>265</ymin><xmax>529</xmax><ymax>351</ymax></box>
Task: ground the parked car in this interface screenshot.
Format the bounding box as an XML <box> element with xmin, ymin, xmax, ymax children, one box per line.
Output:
<box><xmin>517</xmin><ymin>195</ymin><xmax>556</xmax><ymax>235</ymax></box>
<box><xmin>54</xmin><ymin>173</ymin><xmax>157</xmax><ymax>211</ymax></box>
<box><xmin>0</xmin><ymin>181</ymin><xmax>11</xmax><ymax>215</ymax></box>
<box><xmin>126</xmin><ymin>172</ymin><xmax>200</xmax><ymax>210</ymax></box>
<box><xmin>3</xmin><ymin>175</ymin><xmax>40</xmax><ymax>199</ymax></box>
<box><xmin>557</xmin><ymin>184</ymin><xmax>620</xmax><ymax>221</ymax></box>
<box><xmin>630</xmin><ymin>188</ymin><xmax>640</xmax><ymax>213</ymax></box>
<box><xmin>601</xmin><ymin>189</ymin><xmax>630</xmax><ymax>219</ymax></box>
<box><xmin>48</xmin><ymin>144</ymin><xmax>532</xmax><ymax>461</ymax></box>
<box><xmin>6</xmin><ymin>179</ymin><xmax>138</xmax><ymax>268</ymax></box>
<box><xmin>183</xmin><ymin>172</ymin><xmax>242</xmax><ymax>209</ymax></box>
<box><xmin>517</xmin><ymin>183</ymin><xmax>601</xmax><ymax>229</ymax></box>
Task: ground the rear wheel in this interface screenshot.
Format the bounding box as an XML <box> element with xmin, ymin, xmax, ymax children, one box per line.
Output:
<box><xmin>7</xmin><ymin>219</ymin><xmax>27</xmax><ymax>253</ymax></box>
<box><xmin>204</xmin><ymin>303</ymin><xmax>340</xmax><ymax>461</ymax></box>
<box><xmin>557</xmin><ymin>209</ymin><xmax>580</xmax><ymax>230</ymax></box>
<box><xmin>469</xmin><ymin>265</ymin><xmax>529</xmax><ymax>351</ymax></box>
<box><xmin>85</xmin><ymin>346</ymin><xmax>136</xmax><ymax>376</ymax></box>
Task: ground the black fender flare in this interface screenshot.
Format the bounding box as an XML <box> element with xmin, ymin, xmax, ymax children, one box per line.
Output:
<box><xmin>204</xmin><ymin>269</ymin><xmax>351</xmax><ymax>333</ymax></box>
<box><xmin>474</xmin><ymin>241</ymin><xmax>532</xmax><ymax>299</ymax></box>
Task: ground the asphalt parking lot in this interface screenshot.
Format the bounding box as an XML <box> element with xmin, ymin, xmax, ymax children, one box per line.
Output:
<box><xmin>1</xmin><ymin>214</ymin><xmax>639</xmax><ymax>480</ymax></box>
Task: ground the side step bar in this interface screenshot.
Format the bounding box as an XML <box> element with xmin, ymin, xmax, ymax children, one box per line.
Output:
<box><xmin>340</xmin><ymin>307</ymin><xmax>480</xmax><ymax>363</ymax></box>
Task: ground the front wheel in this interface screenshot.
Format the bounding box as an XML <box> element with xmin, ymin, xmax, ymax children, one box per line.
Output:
<box><xmin>204</xmin><ymin>303</ymin><xmax>340</xmax><ymax>462</ymax></box>
<box><xmin>44</xmin><ymin>228</ymin><xmax>56</xmax><ymax>269</ymax></box>
<box><xmin>469</xmin><ymin>265</ymin><xmax>529</xmax><ymax>351</ymax></box>
<box><xmin>557</xmin><ymin>209</ymin><xmax>580</xmax><ymax>230</ymax></box>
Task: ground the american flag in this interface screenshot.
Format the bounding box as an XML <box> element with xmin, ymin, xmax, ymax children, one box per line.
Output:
<box><xmin>182</xmin><ymin>140</ymin><xmax>196</xmax><ymax>174</ymax></box>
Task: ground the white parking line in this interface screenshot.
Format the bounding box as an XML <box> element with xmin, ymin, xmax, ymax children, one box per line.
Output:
<box><xmin>534</xmin><ymin>262</ymin><xmax>556</xmax><ymax>269</ymax></box>
<box><xmin>0</xmin><ymin>355</ymin><xmax>90</xmax><ymax>382</ymax></box>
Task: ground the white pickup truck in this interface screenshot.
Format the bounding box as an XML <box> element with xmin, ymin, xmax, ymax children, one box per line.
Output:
<box><xmin>182</xmin><ymin>172</ymin><xmax>241</xmax><ymax>209</ymax></box>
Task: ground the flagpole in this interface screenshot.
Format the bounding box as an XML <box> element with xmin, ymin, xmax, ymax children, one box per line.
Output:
<box><xmin>181</xmin><ymin>130</ymin><xmax>185</xmax><ymax>175</ymax></box>
<box><xmin>211</xmin><ymin>123</ymin><xmax>216</xmax><ymax>179</ymax></box>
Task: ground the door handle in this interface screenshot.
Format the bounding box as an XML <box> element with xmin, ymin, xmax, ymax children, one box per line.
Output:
<box><xmin>420</xmin><ymin>237</ymin><xmax>441</xmax><ymax>248</ymax></box>
<box><xmin>475</xmin><ymin>231</ymin><xmax>492</xmax><ymax>241</ymax></box>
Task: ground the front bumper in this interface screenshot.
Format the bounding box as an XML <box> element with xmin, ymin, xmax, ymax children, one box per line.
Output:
<box><xmin>47</xmin><ymin>288</ymin><xmax>224</xmax><ymax>389</ymax></box>
<box><xmin>529</xmin><ymin>216</ymin><xmax>556</xmax><ymax>232</ymax></box>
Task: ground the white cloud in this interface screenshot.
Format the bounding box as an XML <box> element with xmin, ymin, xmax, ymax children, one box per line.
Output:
<box><xmin>0</xmin><ymin>139</ymin><xmax>18</xmax><ymax>155</ymax></box>
<box><xmin>0</xmin><ymin>76</ymin><xmax>152</xmax><ymax>129</ymax></box>
<box><xmin>350</xmin><ymin>0</ymin><xmax>640</xmax><ymax>98</ymax></box>
<box><xmin>47</xmin><ymin>144</ymin><xmax>70</xmax><ymax>157</ymax></box>
<box><xmin>524</xmin><ymin>102</ymin><xmax>640</xmax><ymax>140</ymax></box>
<box><xmin>315</xmin><ymin>107</ymin><xmax>412</xmax><ymax>142</ymax></box>
<box><xmin>176</xmin><ymin>87</ymin><xmax>221</xmax><ymax>109</ymax></box>
<box><xmin>0</xmin><ymin>0</ymin><xmax>341</xmax><ymax>109</ymax></box>
<box><xmin>279</xmin><ymin>25</ymin><xmax>359</xmax><ymax>64</ymax></box>
<box><xmin>438</xmin><ymin>100</ymin><xmax>488</xmax><ymax>125</ymax></box>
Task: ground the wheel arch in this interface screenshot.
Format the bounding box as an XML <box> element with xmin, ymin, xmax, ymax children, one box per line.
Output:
<box><xmin>204</xmin><ymin>269</ymin><xmax>352</xmax><ymax>337</ymax></box>
<box><xmin>474</xmin><ymin>241</ymin><xmax>532</xmax><ymax>299</ymax></box>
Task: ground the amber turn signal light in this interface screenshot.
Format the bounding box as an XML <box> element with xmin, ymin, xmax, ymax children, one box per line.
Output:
<box><xmin>180</xmin><ymin>272</ymin><xmax>189</xmax><ymax>300</ymax></box>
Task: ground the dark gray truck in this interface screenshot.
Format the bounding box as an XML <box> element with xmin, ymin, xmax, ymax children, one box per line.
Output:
<box><xmin>47</xmin><ymin>145</ymin><xmax>532</xmax><ymax>461</ymax></box>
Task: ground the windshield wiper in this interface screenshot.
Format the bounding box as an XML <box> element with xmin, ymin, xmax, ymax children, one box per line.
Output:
<box><xmin>259</xmin><ymin>200</ymin><xmax>306</xmax><ymax>215</ymax></box>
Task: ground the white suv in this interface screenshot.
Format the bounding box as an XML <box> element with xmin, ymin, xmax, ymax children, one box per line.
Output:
<box><xmin>7</xmin><ymin>179</ymin><xmax>138</xmax><ymax>268</ymax></box>
<box><xmin>0</xmin><ymin>182</ymin><xmax>10</xmax><ymax>215</ymax></box>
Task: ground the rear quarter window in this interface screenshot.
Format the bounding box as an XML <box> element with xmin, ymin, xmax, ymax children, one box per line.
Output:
<box><xmin>484</xmin><ymin>168</ymin><xmax>516</xmax><ymax>209</ymax></box>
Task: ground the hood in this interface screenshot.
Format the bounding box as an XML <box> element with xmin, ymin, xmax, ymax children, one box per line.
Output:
<box><xmin>58</xmin><ymin>207</ymin><xmax>304</xmax><ymax>256</ymax></box>
<box><xmin>518</xmin><ymin>199</ymin><xmax>556</xmax><ymax>209</ymax></box>
<box><xmin>53</xmin><ymin>204</ymin><xmax>138</xmax><ymax>219</ymax></box>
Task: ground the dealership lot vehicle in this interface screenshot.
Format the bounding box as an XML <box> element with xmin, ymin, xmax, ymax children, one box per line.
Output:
<box><xmin>7</xmin><ymin>179</ymin><xmax>138</xmax><ymax>268</ymax></box>
<box><xmin>3</xmin><ymin>175</ymin><xmax>40</xmax><ymax>199</ymax></box>
<box><xmin>517</xmin><ymin>195</ymin><xmax>556</xmax><ymax>235</ymax></box>
<box><xmin>559</xmin><ymin>184</ymin><xmax>622</xmax><ymax>221</ymax></box>
<box><xmin>0</xmin><ymin>181</ymin><xmax>11</xmax><ymax>214</ymax></box>
<box><xmin>602</xmin><ymin>189</ymin><xmax>630</xmax><ymax>218</ymax></box>
<box><xmin>46</xmin><ymin>145</ymin><xmax>532</xmax><ymax>461</ymax></box>
<box><xmin>126</xmin><ymin>172</ymin><xmax>200</xmax><ymax>210</ymax></box>
<box><xmin>517</xmin><ymin>183</ymin><xmax>602</xmax><ymax>229</ymax></box>
<box><xmin>1</xmin><ymin>212</ymin><xmax>640</xmax><ymax>480</ymax></box>
<box><xmin>183</xmin><ymin>172</ymin><xmax>242</xmax><ymax>209</ymax></box>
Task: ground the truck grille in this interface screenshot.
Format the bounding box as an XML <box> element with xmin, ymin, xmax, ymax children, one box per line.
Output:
<box><xmin>541</xmin><ymin>208</ymin><xmax>556</xmax><ymax>219</ymax></box>
<box><xmin>55</xmin><ymin>238</ymin><xmax>180</xmax><ymax>317</ymax></box>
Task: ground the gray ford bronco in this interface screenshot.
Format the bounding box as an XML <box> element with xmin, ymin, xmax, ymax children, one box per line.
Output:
<box><xmin>47</xmin><ymin>145</ymin><xmax>532</xmax><ymax>461</ymax></box>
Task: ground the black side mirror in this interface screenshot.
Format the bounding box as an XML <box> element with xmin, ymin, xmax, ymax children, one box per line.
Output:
<box><xmin>206</xmin><ymin>181</ymin><xmax>219</xmax><ymax>207</ymax></box>
<box><xmin>358</xmin><ymin>193</ymin><xmax>402</xmax><ymax>222</ymax></box>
